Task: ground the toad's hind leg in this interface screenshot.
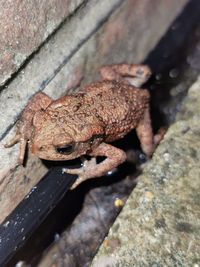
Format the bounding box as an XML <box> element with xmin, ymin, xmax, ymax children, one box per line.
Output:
<box><xmin>136</xmin><ymin>105</ymin><xmax>154</xmax><ymax>158</ymax></box>
<box><xmin>100</xmin><ymin>64</ymin><xmax>152</xmax><ymax>87</ymax></box>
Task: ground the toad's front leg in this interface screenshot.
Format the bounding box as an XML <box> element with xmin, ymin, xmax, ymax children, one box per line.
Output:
<box><xmin>4</xmin><ymin>92</ymin><xmax>52</xmax><ymax>164</ymax></box>
<box><xmin>63</xmin><ymin>143</ymin><xmax>126</xmax><ymax>189</ymax></box>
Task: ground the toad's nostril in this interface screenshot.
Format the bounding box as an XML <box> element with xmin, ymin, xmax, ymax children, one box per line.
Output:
<box><xmin>31</xmin><ymin>144</ymin><xmax>44</xmax><ymax>154</ymax></box>
<box><xmin>39</xmin><ymin>146</ymin><xmax>45</xmax><ymax>151</ymax></box>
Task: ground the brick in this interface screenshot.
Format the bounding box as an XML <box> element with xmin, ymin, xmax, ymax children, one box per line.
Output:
<box><xmin>0</xmin><ymin>0</ymin><xmax>85</xmax><ymax>86</ymax></box>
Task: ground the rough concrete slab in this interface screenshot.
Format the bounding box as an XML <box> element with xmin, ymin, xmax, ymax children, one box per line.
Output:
<box><xmin>91</xmin><ymin>77</ymin><xmax>200</xmax><ymax>267</ymax></box>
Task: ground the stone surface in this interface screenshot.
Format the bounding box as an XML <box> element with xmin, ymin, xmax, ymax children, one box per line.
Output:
<box><xmin>0</xmin><ymin>0</ymin><xmax>188</xmax><ymax>223</ymax></box>
<box><xmin>0</xmin><ymin>0</ymin><xmax>85</xmax><ymax>86</ymax></box>
<box><xmin>91</xmin><ymin>77</ymin><xmax>200</xmax><ymax>266</ymax></box>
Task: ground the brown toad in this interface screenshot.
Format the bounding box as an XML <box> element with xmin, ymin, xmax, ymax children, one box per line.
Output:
<box><xmin>5</xmin><ymin>64</ymin><xmax>155</xmax><ymax>189</ymax></box>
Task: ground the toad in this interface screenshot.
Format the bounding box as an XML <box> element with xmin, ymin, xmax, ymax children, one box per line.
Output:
<box><xmin>5</xmin><ymin>64</ymin><xmax>156</xmax><ymax>189</ymax></box>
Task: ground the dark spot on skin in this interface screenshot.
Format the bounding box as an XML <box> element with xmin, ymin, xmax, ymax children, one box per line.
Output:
<box><xmin>73</xmin><ymin>103</ymin><xmax>81</xmax><ymax>112</ymax></box>
<box><xmin>89</xmin><ymin>134</ymin><xmax>104</xmax><ymax>145</ymax></box>
<box><xmin>76</xmin><ymin>93</ymin><xmax>84</xmax><ymax>98</ymax></box>
<box><xmin>176</xmin><ymin>222</ymin><xmax>194</xmax><ymax>233</ymax></box>
<box><xmin>96</xmin><ymin>113</ymin><xmax>104</xmax><ymax>122</ymax></box>
<box><xmin>155</xmin><ymin>218</ymin><xmax>166</xmax><ymax>228</ymax></box>
<box><xmin>97</xmin><ymin>93</ymin><xmax>102</xmax><ymax>98</ymax></box>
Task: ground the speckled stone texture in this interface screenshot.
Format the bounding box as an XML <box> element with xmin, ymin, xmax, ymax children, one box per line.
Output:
<box><xmin>91</xmin><ymin>77</ymin><xmax>200</xmax><ymax>267</ymax></box>
<box><xmin>0</xmin><ymin>0</ymin><xmax>84</xmax><ymax>86</ymax></box>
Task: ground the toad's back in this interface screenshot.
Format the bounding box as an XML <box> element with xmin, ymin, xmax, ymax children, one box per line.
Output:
<box><xmin>83</xmin><ymin>81</ymin><xmax>150</xmax><ymax>142</ymax></box>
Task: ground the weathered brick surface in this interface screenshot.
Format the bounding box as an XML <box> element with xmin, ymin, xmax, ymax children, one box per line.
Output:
<box><xmin>0</xmin><ymin>0</ymin><xmax>188</xmax><ymax>223</ymax></box>
<box><xmin>0</xmin><ymin>0</ymin><xmax>84</xmax><ymax>86</ymax></box>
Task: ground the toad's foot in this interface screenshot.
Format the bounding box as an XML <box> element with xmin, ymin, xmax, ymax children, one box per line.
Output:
<box><xmin>63</xmin><ymin>143</ymin><xmax>126</xmax><ymax>190</ymax></box>
<box><xmin>100</xmin><ymin>64</ymin><xmax>152</xmax><ymax>87</ymax></box>
<box><xmin>62</xmin><ymin>157</ymin><xmax>97</xmax><ymax>189</ymax></box>
<box><xmin>4</xmin><ymin>132</ymin><xmax>28</xmax><ymax>165</ymax></box>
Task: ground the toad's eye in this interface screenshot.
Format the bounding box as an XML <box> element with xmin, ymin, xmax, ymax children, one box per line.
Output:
<box><xmin>55</xmin><ymin>143</ymin><xmax>75</xmax><ymax>155</ymax></box>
